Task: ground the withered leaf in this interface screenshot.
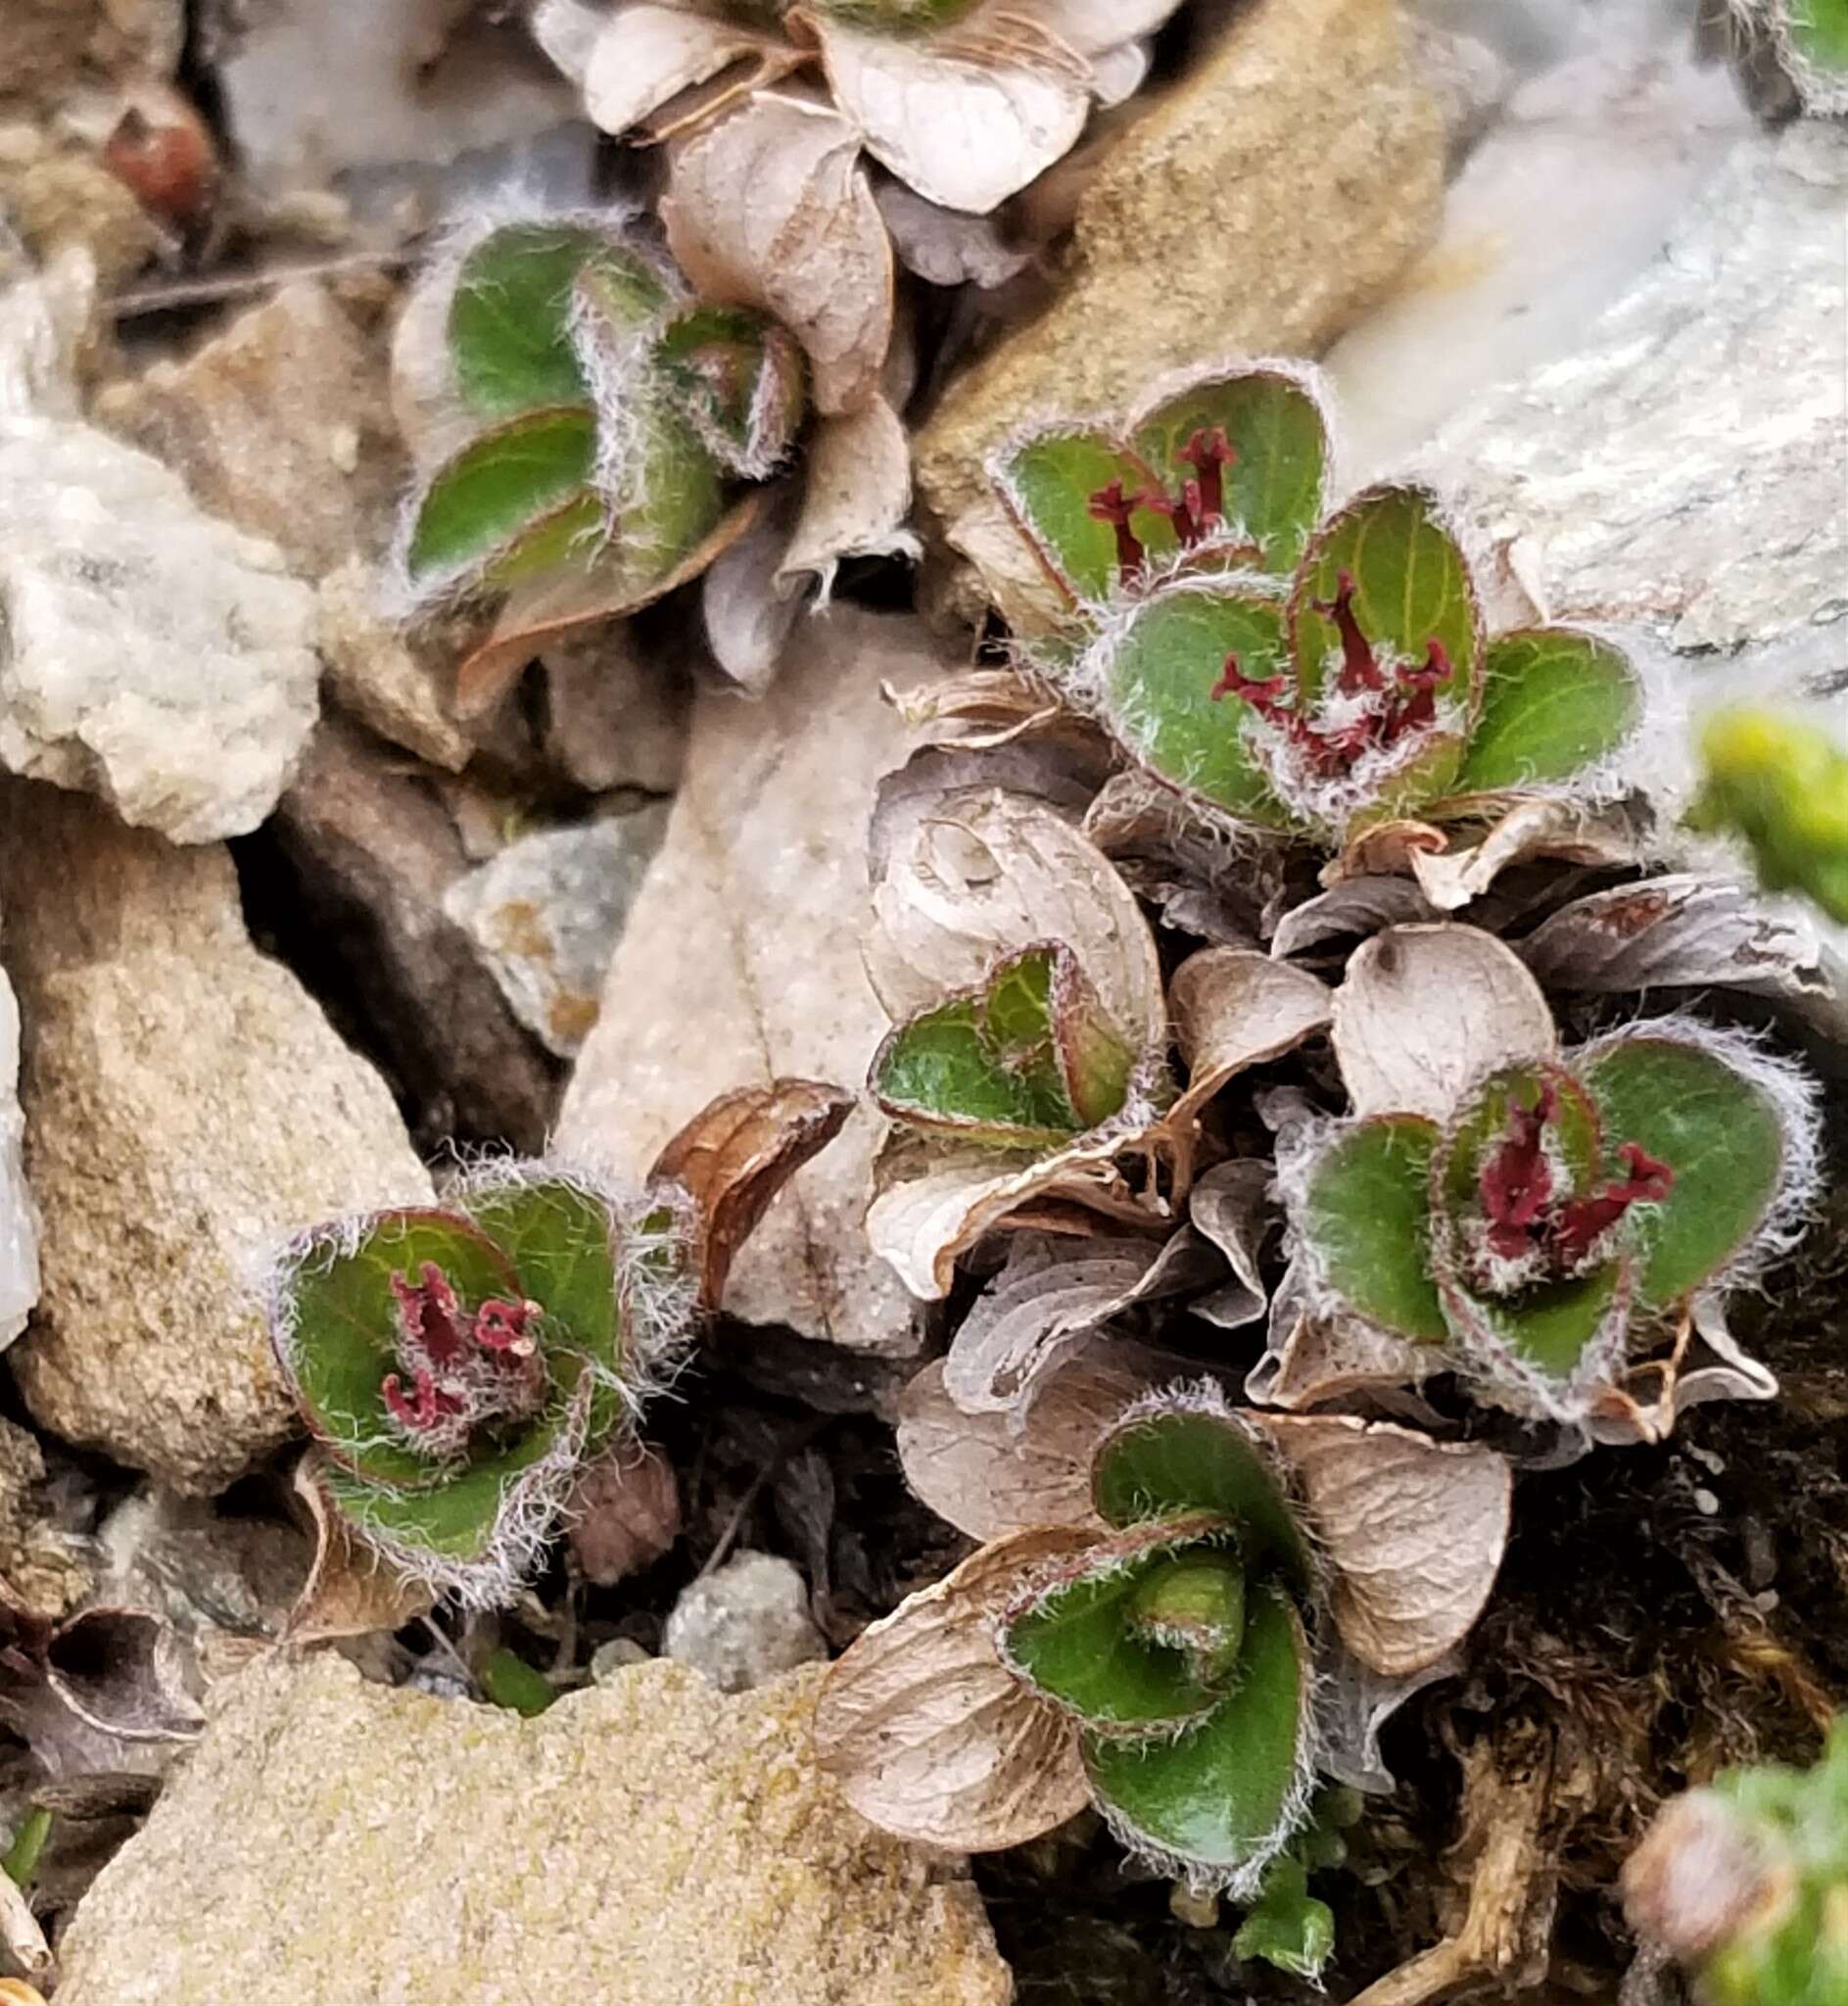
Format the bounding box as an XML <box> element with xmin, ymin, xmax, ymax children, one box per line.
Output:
<box><xmin>1268</xmin><ymin>877</ymin><xmax>1437</xmax><ymax>960</ymax></box>
<box><xmin>1187</xmin><ymin>1160</ymin><xmax>1276</xmax><ymax>1330</ymax></box>
<box><xmin>812</xmin><ymin>1524</ymin><xmax>1096</xmax><ymax>1850</ymax></box>
<box><xmin>868</xmin><ymin>741</ymin><xmax>1102</xmax><ymax>887</ymax></box>
<box><xmin>875</xmin><ymin>179</ymin><xmax>1031</xmax><ymax>291</ymax></box>
<box><xmin>1168</xmin><ymin>947</ymin><xmax>1332</xmax><ymax>1130</ymax></box>
<box><xmin>43</xmin><ymin>1609</ymin><xmax>204</xmax><ymax>1743</ymax></box>
<box><xmin>564</xmin><ymin>1443</ymin><xmax>683</xmax><ymax>1587</ymax></box>
<box><xmin>664</xmin><ymin>93</ymin><xmax>893</xmax><ymax>415</ymax></box>
<box><xmin>575</xmin><ymin>3</ymin><xmax>806</xmax><ymax>140</ymax></box>
<box><xmin>1409</xmin><ymin>799</ymin><xmax>1639</xmax><ymax>912</ymax></box>
<box><xmin>1245</xmin><ymin>1299</ymin><xmax>1434</xmax><ymax>1411</ymax></box>
<box><xmin>1333</xmin><ymin>925</ymin><xmax>1557</xmax><ymax>1122</ymax></box>
<box><xmin>651</xmin><ymin>1077</ymin><xmax>855</xmax><ymax>1313</ymax></box>
<box><xmin>701</xmin><ymin>483</ymin><xmax>807</xmax><ymax>694</ymax></box>
<box><xmin>286</xmin><ymin>1458</ymin><xmax>431</xmax><ymax>1648</ymax></box>
<box><xmin>1254</xmin><ymin>1414</ymin><xmax>1510</xmax><ymax>1677</ymax></box>
<box><xmin>775</xmin><ymin>393</ymin><xmax>920</xmax><ymax>598</ymax></box>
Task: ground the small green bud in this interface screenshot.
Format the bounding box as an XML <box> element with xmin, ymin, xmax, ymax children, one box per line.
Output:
<box><xmin>1692</xmin><ymin>708</ymin><xmax>1848</xmax><ymax>925</ymax></box>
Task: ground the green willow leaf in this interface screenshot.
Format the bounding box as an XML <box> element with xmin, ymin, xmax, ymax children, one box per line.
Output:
<box><xmin>1001</xmin><ymin>1518</ymin><xmax>1233</xmax><ymax>1733</ymax></box>
<box><xmin>1090</xmin><ymin>1407</ymin><xmax>1309</xmax><ymax>1591</ymax></box>
<box><xmin>1301</xmin><ymin>1116</ymin><xmax>1448</xmax><ymax>1343</ymax></box>
<box><xmin>1784</xmin><ymin>0</ymin><xmax>1848</xmax><ymax>75</ymax></box>
<box><xmin>1443</xmin><ymin>1261</ymin><xmax>1626</xmax><ymax>1382</ymax></box>
<box><xmin>286</xmin><ymin>1209</ymin><xmax>520</xmax><ymax>1487</ymax></box>
<box><xmin>1448</xmin><ymin>628</ymin><xmax>1644</xmax><ymax>795</ymax></box>
<box><xmin>405</xmin><ymin>406</ymin><xmax>599</xmax><ymax>586</ymax></box>
<box><xmin>1083</xmin><ymin>1588</ymin><xmax>1310</xmax><ymax>1876</ymax></box>
<box><xmin>1233</xmin><ymin>1856</ymin><xmax>1335</xmax><ymax>1980</ymax></box>
<box><xmin>449</xmin><ymin>224</ymin><xmax>671</xmax><ymax>414</ymax></box>
<box><xmin>1288</xmin><ymin>483</ymin><xmax>1484</xmax><ymax>717</ymax></box>
<box><xmin>478</xmin><ymin>489</ymin><xmax>610</xmax><ymax>589</ymax></box>
<box><xmin>994</xmin><ymin>431</ymin><xmax>1178</xmax><ymax>605</ymax></box>
<box><xmin>1104</xmin><ymin>587</ymin><xmax>1297</xmax><ymax>828</ymax></box>
<box><xmin>1131</xmin><ymin>369</ymin><xmax>1329</xmax><ymax>577</ymax></box>
<box><xmin>1579</xmin><ymin>1036</ymin><xmax>1787</xmax><ymax>1310</ymax></box>
<box><xmin>653</xmin><ymin>304</ymin><xmax>805</xmax><ymax>475</ymax></box>
<box><xmin>1126</xmin><ymin>1551</ymin><xmax>1247</xmax><ymax>1684</ymax></box>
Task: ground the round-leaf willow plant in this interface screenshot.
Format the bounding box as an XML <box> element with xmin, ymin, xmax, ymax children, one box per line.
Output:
<box><xmin>815</xmin><ymin>1378</ymin><xmax>1510</xmax><ymax>1939</ymax></box>
<box><xmin>1276</xmin><ymin>924</ymin><xmax>1821</xmax><ymax>1426</ymax></box>
<box><xmin>984</xmin><ymin>361</ymin><xmax>1658</xmax><ymax>881</ymax></box>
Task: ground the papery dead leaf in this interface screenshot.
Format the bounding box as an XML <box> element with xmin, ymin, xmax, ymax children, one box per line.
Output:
<box><xmin>1086</xmin><ymin>38</ymin><xmax>1151</xmax><ymax>106</ymax></box>
<box><xmin>1256</xmin><ymin>1414</ymin><xmax>1510</xmax><ymax>1677</ymax></box>
<box><xmin>774</xmin><ymin>394</ymin><xmax>920</xmax><ymax>598</ymax></box>
<box><xmin>898</xmin><ymin>1346</ymin><xmax>1161</xmax><ymax>1540</ymax></box>
<box><xmin>1031</xmin><ymin>0</ymin><xmax>1186</xmax><ymax>51</ymax></box>
<box><xmin>1587</xmin><ymin>1293</ymin><xmax>1777</xmax><ymax>1450</ymax></box>
<box><xmin>1187</xmin><ymin>1161</ymin><xmax>1276</xmax><ymax>1330</ymax></box>
<box><xmin>42</xmin><ymin>1609</ymin><xmax>204</xmax><ymax>1743</ymax></box>
<box><xmin>813</xmin><ymin>1524</ymin><xmax>1095</xmax><ymax>1849</ymax></box>
<box><xmin>664</xmin><ymin>94</ymin><xmax>893</xmax><ymax>414</ymax></box>
<box><xmin>650</xmin><ymin>1077</ymin><xmax>854</xmax><ymax>1313</ymax></box>
<box><xmin>1409</xmin><ymin>799</ymin><xmax>1639</xmax><ymax>913</ymax></box>
<box><xmin>1083</xmin><ymin>773</ymin><xmax>1280</xmax><ymax>947</ymax></box>
<box><xmin>1246</xmin><ymin>1303</ymin><xmax>1434</xmax><ymax>1411</ymax></box>
<box><xmin>701</xmin><ymin>484</ymin><xmax>807</xmax><ymax>694</ymax></box>
<box><xmin>1268</xmin><ymin>878</ymin><xmax>1438</xmax><ymax>960</ymax></box>
<box><xmin>0</xmin><ymin>1882</ymin><xmax>49</xmax><ymax>1982</ymax></box>
<box><xmin>875</xmin><ymin>178</ymin><xmax>1031</xmax><ymax>289</ymax></box>
<box><xmin>1517</xmin><ymin>875</ymin><xmax>1831</xmax><ymax>1000</ymax></box>
<box><xmin>807</xmin><ymin>13</ymin><xmax>1090</xmax><ymax>216</ymax></box>
<box><xmin>1324</xmin><ymin>820</ymin><xmax>1446</xmax><ymax>884</ymax></box>
<box><xmin>579</xmin><ymin>4</ymin><xmax>806</xmax><ymax>140</ymax></box>
<box><xmin>287</xmin><ymin>1458</ymin><xmax>431</xmax><ymax>1648</ymax></box>
<box><xmin>867</xmin><ymin>790</ymin><xmax>1165</xmax><ymax>1051</ymax></box>
<box><xmin>946</xmin><ymin>493</ymin><xmax>1076</xmax><ymax>641</ymax></box>
<box><xmin>883</xmin><ymin>667</ymin><xmax>1069</xmax><ymax>750</ymax></box>
<box><xmin>868</xmin><ymin>740</ymin><xmax>1103</xmax><ymax>884</ymax></box>
<box><xmin>1314</xmin><ymin>1636</ymin><xmax>1459</xmax><ymax>1794</ymax></box>
<box><xmin>942</xmin><ymin>1235</ymin><xmax>1207</xmax><ymax>1419</ymax></box>
<box><xmin>455</xmin><ymin>493</ymin><xmax>763</xmax><ymax>716</ymax></box>
<box><xmin>1333</xmin><ymin>926</ymin><xmax>1557</xmax><ymax>1122</ymax></box>
<box><xmin>565</xmin><ymin>1443</ymin><xmax>683</xmax><ymax>1587</ymax></box>
<box><xmin>1168</xmin><ymin>947</ymin><xmax>1332</xmax><ymax>1130</ymax></box>
<box><xmin>867</xmin><ymin>1126</ymin><xmax>1166</xmax><ymax>1302</ymax></box>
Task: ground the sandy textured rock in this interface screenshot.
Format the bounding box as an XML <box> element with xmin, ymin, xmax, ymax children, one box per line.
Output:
<box><xmin>1419</xmin><ymin>120</ymin><xmax>1847</xmax><ymax>693</ymax></box>
<box><xmin>314</xmin><ymin>558</ymin><xmax>472</xmax><ymax>770</ymax></box>
<box><xmin>0</xmin><ymin>415</ymin><xmax>318</xmax><ymax>842</ymax></box>
<box><xmin>0</xmin><ymin>1414</ymin><xmax>89</xmax><ymax>1620</ymax></box>
<box><xmin>557</xmin><ymin>609</ymin><xmax>962</xmax><ymax>1356</ymax></box>
<box><xmin>443</xmin><ymin>805</ymin><xmax>671</xmax><ymax>1060</ymax></box>
<box><xmin>0</xmin><ymin>0</ymin><xmax>182</xmax><ymax>114</ymax></box>
<box><xmin>55</xmin><ymin>1652</ymin><xmax>1011</xmax><ymax>2006</ymax></box>
<box><xmin>0</xmin><ymin>131</ymin><xmax>162</xmax><ymax>290</ymax></box>
<box><xmin>271</xmin><ymin>715</ymin><xmax>559</xmax><ymax>1151</ymax></box>
<box><xmin>664</xmin><ymin>1551</ymin><xmax>829</xmax><ymax>1694</ymax></box>
<box><xmin>914</xmin><ymin>0</ymin><xmax>1444</xmax><ymax>530</ymax></box>
<box><xmin>0</xmin><ymin>781</ymin><xmax>432</xmax><ymax>1492</ymax></box>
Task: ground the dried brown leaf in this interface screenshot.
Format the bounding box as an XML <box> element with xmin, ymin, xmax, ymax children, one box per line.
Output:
<box><xmin>875</xmin><ymin>179</ymin><xmax>1031</xmax><ymax>290</ymax></box>
<box><xmin>945</xmin><ymin>494</ymin><xmax>1077</xmax><ymax>640</ymax></box>
<box><xmin>1268</xmin><ymin>877</ymin><xmax>1437</xmax><ymax>960</ymax></box>
<box><xmin>1325</xmin><ymin>819</ymin><xmax>1447</xmax><ymax>884</ymax></box>
<box><xmin>868</xmin><ymin>740</ymin><xmax>1103</xmax><ymax>884</ymax></box>
<box><xmin>565</xmin><ymin>1443</ymin><xmax>683</xmax><ymax>1587</ymax></box>
<box><xmin>43</xmin><ymin>1610</ymin><xmax>204</xmax><ymax>1743</ymax></box>
<box><xmin>664</xmin><ymin>93</ymin><xmax>893</xmax><ymax>414</ymax></box>
<box><xmin>813</xmin><ymin>1524</ymin><xmax>1095</xmax><ymax>1849</ymax></box>
<box><xmin>1032</xmin><ymin>0</ymin><xmax>1186</xmax><ymax>52</ymax></box>
<box><xmin>286</xmin><ymin>1458</ymin><xmax>431</xmax><ymax>1648</ymax></box>
<box><xmin>806</xmin><ymin>12</ymin><xmax>1090</xmax><ymax>216</ymax></box>
<box><xmin>578</xmin><ymin>4</ymin><xmax>806</xmax><ymax>139</ymax></box>
<box><xmin>1246</xmin><ymin>1304</ymin><xmax>1434</xmax><ymax>1411</ymax></box>
<box><xmin>651</xmin><ymin>1077</ymin><xmax>854</xmax><ymax>1313</ymax></box>
<box><xmin>1187</xmin><ymin>1160</ymin><xmax>1275</xmax><ymax>1330</ymax></box>
<box><xmin>883</xmin><ymin>667</ymin><xmax>1070</xmax><ymax>750</ymax></box>
<box><xmin>774</xmin><ymin>394</ymin><xmax>919</xmax><ymax>597</ymax></box>
<box><xmin>1168</xmin><ymin>947</ymin><xmax>1332</xmax><ymax>1130</ymax></box>
<box><xmin>1409</xmin><ymin>799</ymin><xmax>1639</xmax><ymax>913</ymax></box>
<box><xmin>1256</xmin><ymin>1414</ymin><xmax>1511</xmax><ymax>1676</ymax></box>
<box><xmin>701</xmin><ymin>484</ymin><xmax>807</xmax><ymax>694</ymax></box>
<box><xmin>1333</xmin><ymin>925</ymin><xmax>1557</xmax><ymax>1122</ymax></box>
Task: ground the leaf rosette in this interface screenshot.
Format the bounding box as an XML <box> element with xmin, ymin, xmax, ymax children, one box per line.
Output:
<box><xmin>980</xmin><ymin>361</ymin><xmax>1659</xmax><ymax>902</ymax></box>
<box><xmin>1272</xmin><ymin>924</ymin><xmax>1821</xmax><ymax>1431</ymax></box>
<box><xmin>815</xmin><ymin>1373</ymin><xmax>1510</xmax><ymax>1929</ymax></box>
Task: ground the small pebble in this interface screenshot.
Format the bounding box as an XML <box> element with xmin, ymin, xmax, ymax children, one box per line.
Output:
<box><xmin>590</xmin><ymin>1638</ymin><xmax>651</xmax><ymax>1685</ymax></box>
<box><xmin>663</xmin><ymin>1552</ymin><xmax>828</xmax><ymax>1696</ymax></box>
<box><xmin>1692</xmin><ymin>1488</ymin><xmax>1721</xmax><ymax>1517</ymax></box>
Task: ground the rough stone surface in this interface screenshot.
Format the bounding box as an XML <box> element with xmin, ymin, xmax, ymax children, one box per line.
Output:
<box><xmin>0</xmin><ymin>1414</ymin><xmax>90</xmax><ymax>1620</ymax></box>
<box><xmin>664</xmin><ymin>1551</ymin><xmax>829</xmax><ymax>1694</ymax></box>
<box><xmin>557</xmin><ymin>609</ymin><xmax>960</xmax><ymax>1356</ymax></box>
<box><xmin>0</xmin><ymin>781</ymin><xmax>432</xmax><ymax>1492</ymax></box>
<box><xmin>55</xmin><ymin>1651</ymin><xmax>1011</xmax><ymax>2006</ymax></box>
<box><xmin>0</xmin><ymin>415</ymin><xmax>319</xmax><ymax>843</ymax></box>
<box><xmin>0</xmin><ymin>0</ymin><xmax>182</xmax><ymax>114</ymax></box>
<box><xmin>443</xmin><ymin>806</ymin><xmax>671</xmax><ymax>1060</ymax></box>
<box><xmin>1419</xmin><ymin>120</ymin><xmax>1847</xmax><ymax>693</ymax></box>
<box><xmin>315</xmin><ymin>557</ymin><xmax>473</xmax><ymax>771</ymax></box>
<box><xmin>271</xmin><ymin>714</ymin><xmax>559</xmax><ymax>1151</ymax></box>
<box><xmin>914</xmin><ymin>0</ymin><xmax>1444</xmax><ymax>530</ymax></box>
<box><xmin>0</xmin><ymin>130</ymin><xmax>162</xmax><ymax>290</ymax></box>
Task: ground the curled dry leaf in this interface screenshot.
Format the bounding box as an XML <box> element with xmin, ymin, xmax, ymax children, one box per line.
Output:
<box><xmin>897</xmin><ymin>1345</ymin><xmax>1161</xmax><ymax>1540</ymax></box>
<box><xmin>1314</xmin><ymin>1637</ymin><xmax>1460</xmax><ymax>1795</ymax></box>
<box><xmin>1325</xmin><ymin>821</ymin><xmax>1447</xmax><ymax>885</ymax></box>
<box><xmin>1332</xmin><ymin>925</ymin><xmax>1557</xmax><ymax>1123</ymax></box>
<box><xmin>649</xmin><ymin>1077</ymin><xmax>854</xmax><ymax>1313</ymax></box>
<box><xmin>866</xmin><ymin>790</ymin><xmax>1164</xmax><ymax>1048</ymax></box>
<box><xmin>701</xmin><ymin>484</ymin><xmax>807</xmax><ymax>693</ymax></box>
<box><xmin>806</xmin><ymin>14</ymin><xmax>1091</xmax><ymax>216</ymax></box>
<box><xmin>1255</xmin><ymin>1415</ymin><xmax>1511</xmax><ymax>1678</ymax></box>
<box><xmin>774</xmin><ymin>394</ymin><xmax>920</xmax><ymax>600</ymax></box>
<box><xmin>1168</xmin><ymin>948</ymin><xmax>1333</xmax><ymax>1131</ymax></box>
<box><xmin>577</xmin><ymin>4</ymin><xmax>806</xmax><ymax>140</ymax></box>
<box><xmin>883</xmin><ymin>666</ymin><xmax>1069</xmax><ymax>750</ymax></box>
<box><xmin>1268</xmin><ymin>878</ymin><xmax>1438</xmax><ymax>961</ymax></box>
<box><xmin>874</xmin><ymin>179</ymin><xmax>1031</xmax><ymax>290</ymax></box>
<box><xmin>946</xmin><ymin>494</ymin><xmax>1076</xmax><ymax>642</ymax></box>
<box><xmin>1408</xmin><ymin>799</ymin><xmax>1639</xmax><ymax>913</ymax></box>
<box><xmin>1246</xmin><ymin>1304</ymin><xmax>1434</xmax><ymax>1412</ymax></box>
<box><xmin>812</xmin><ymin>1524</ymin><xmax>1096</xmax><ymax>1850</ymax></box>
<box><xmin>1586</xmin><ymin>1294</ymin><xmax>1778</xmax><ymax>1450</ymax></box>
<box><xmin>942</xmin><ymin>1233</ymin><xmax>1208</xmax><ymax>1419</ymax></box>
<box><xmin>42</xmin><ymin>1610</ymin><xmax>204</xmax><ymax>1744</ymax></box>
<box><xmin>1031</xmin><ymin>0</ymin><xmax>1188</xmax><ymax>50</ymax></box>
<box><xmin>565</xmin><ymin>1443</ymin><xmax>683</xmax><ymax>1587</ymax></box>
<box><xmin>664</xmin><ymin>93</ymin><xmax>893</xmax><ymax>415</ymax></box>
<box><xmin>286</xmin><ymin>1458</ymin><xmax>431</xmax><ymax>1648</ymax></box>
<box><xmin>1188</xmin><ymin>1160</ymin><xmax>1276</xmax><ymax>1330</ymax></box>
<box><xmin>868</xmin><ymin>741</ymin><xmax>1102</xmax><ymax>886</ymax></box>
<box><xmin>0</xmin><ymin>1884</ymin><xmax>49</xmax><ymax>1982</ymax></box>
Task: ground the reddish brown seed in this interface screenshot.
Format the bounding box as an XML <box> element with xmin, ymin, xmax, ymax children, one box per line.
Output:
<box><xmin>102</xmin><ymin>91</ymin><xmax>218</xmax><ymax>227</ymax></box>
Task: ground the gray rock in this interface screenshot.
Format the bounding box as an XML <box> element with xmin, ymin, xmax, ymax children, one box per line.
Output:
<box><xmin>442</xmin><ymin>805</ymin><xmax>671</xmax><ymax>1060</ymax></box>
<box><xmin>55</xmin><ymin>1651</ymin><xmax>1010</xmax><ymax>2006</ymax></box>
<box><xmin>0</xmin><ymin>415</ymin><xmax>319</xmax><ymax>842</ymax></box>
<box><xmin>0</xmin><ymin>955</ymin><xmax>38</xmax><ymax>1351</ymax></box>
<box><xmin>272</xmin><ymin>714</ymin><xmax>559</xmax><ymax>1151</ymax></box>
<box><xmin>1417</xmin><ymin>120</ymin><xmax>1847</xmax><ymax>693</ymax></box>
<box><xmin>663</xmin><ymin>1552</ymin><xmax>829</xmax><ymax>1695</ymax></box>
<box><xmin>0</xmin><ymin>780</ymin><xmax>431</xmax><ymax>1492</ymax></box>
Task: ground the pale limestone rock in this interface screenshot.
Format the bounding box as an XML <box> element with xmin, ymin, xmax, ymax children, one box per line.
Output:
<box><xmin>0</xmin><ymin>781</ymin><xmax>432</xmax><ymax>1492</ymax></box>
<box><xmin>557</xmin><ymin>609</ymin><xmax>961</xmax><ymax>1356</ymax></box>
<box><xmin>0</xmin><ymin>416</ymin><xmax>318</xmax><ymax>842</ymax></box>
<box><xmin>0</xmin><ymin>1414</ymin><xmax>89</xmax><ymax>1620</ymax></box>
<box><xmin>914</xmin><ymin>0</ymin><xmax>1445</xmax><ymax>531</ymax></box>
<box><xmin>314</xmin><ymin>557</ymin><xmax>473</xmax><ymax>771</ymax></box>
<box><xmin>443</xmin><ymin>805</ymin><xmax>672</xmax><ymax>1059</ymax></box>
<box><xmin>541</xmin><ymin>624</ymin><xmax>690</xmax><ymax>796</ymax></box>
<box><xmin>0</xmin><ymin>959</ymin><xmax>38</xmax><ymax>1352</ymax></box>
<box><xmin>0</xmin><ymin>0</ymin><xmax>182</xmax><ymax>115</ymax></box>
<box><xmin>664</xmin><ymin>1551</ymin><xmax>829</xmax><ymax>1694</ymax></box>
<box><xmin>55</xmin><ymin>1652</ymin><xmax>1011</xmax><ymax>2006</ymax></box>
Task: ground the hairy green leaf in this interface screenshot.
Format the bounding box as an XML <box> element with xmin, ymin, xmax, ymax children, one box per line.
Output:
<box><xmin>654</xmin><ymin>304</ymin><xmax>806</xmax><ymax>476</ymax></box>
<box><xmin>481</xmin><ymin>1648</ymin><xmax>558</xmax><ymax>1717</ymax></box>
<box><xmin>1444</xmin><ymin>1262</ymin><xmax>1626</xmax><ymax>1383</ymax></box>
<box><xmin>994</xmin><ymin>431</ymin><xmax>1178</xmax><ymax>605</ymax></box>
<box><xmin>1579</xmin><ymin>1036</ymin><xmax>1787</xmax><ymax>1310</ymax></box>
<box><xmin>1126</xmin><ymin>1551</ymin><xmax>1248</xmax><ymax>1685</ymax></box>
<box><xmin>1448</xmin><ymin>628</ymin><xmax>1643</xmax><ymax>795</ymax></box>
<box><xmin>1082</xmin><ymin>1587</ymin><xmax>1310</xmax><ymax>1876</ymax></box>
<box><xmin>405</xmin><ymin>406</ymin><xmax>599</xmax><ymax>586</ymax></box>
<box><xmin>1784</xmin><ymin>0</ymin><xmax>1848</xmax><ymax>74</ymax></box>
<box><xmin>1301</xmin><ymin>1116</ymin><xmax>1448</xmax><ymax>1343</ymax></box>
<box><xmin>1233</xmin><ymin>1856</ymin><xmax>1335</xmax><ymax>1980</ymax></box>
